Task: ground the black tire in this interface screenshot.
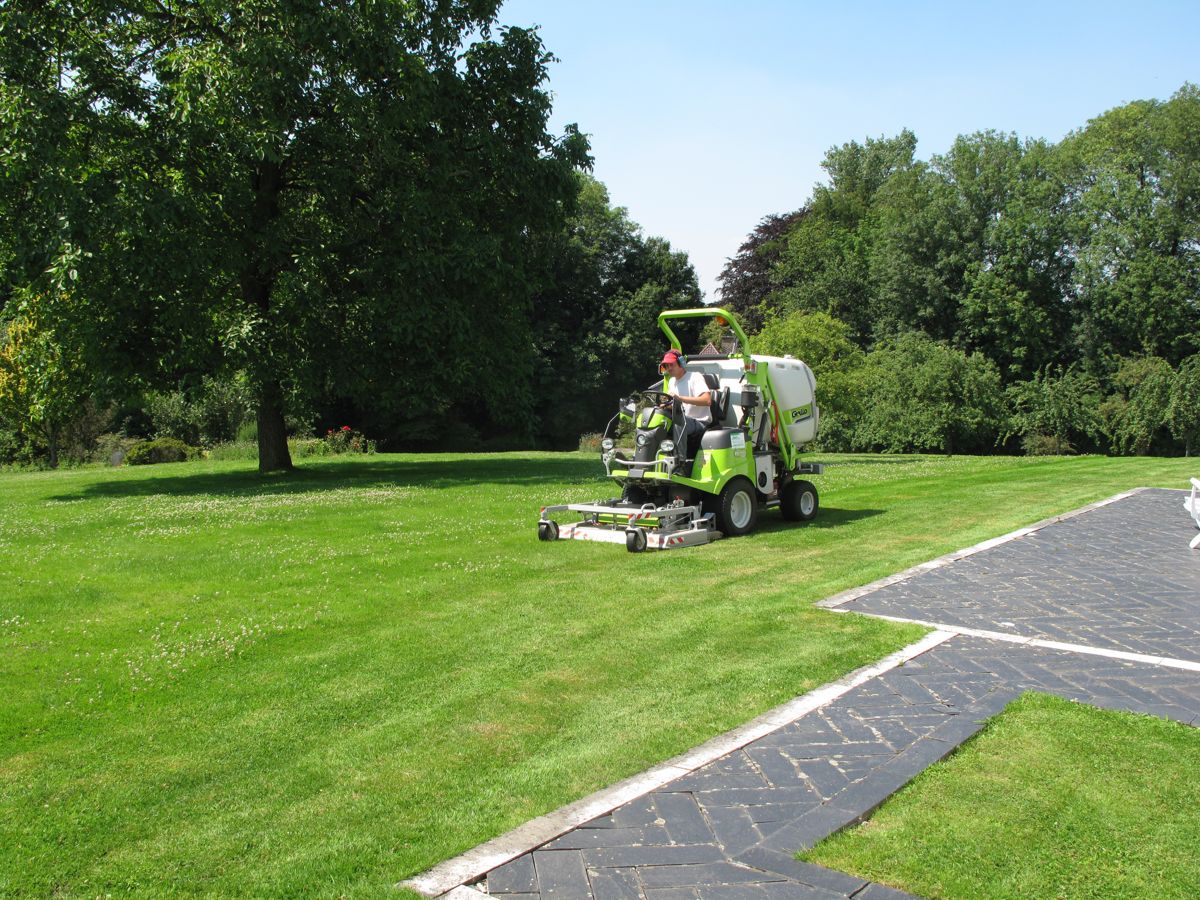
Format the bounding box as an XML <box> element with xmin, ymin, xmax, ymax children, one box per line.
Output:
<box><xmin>781</xmin><ymin>479</ymin><xmax>819</xmax><ymax>522</ymax></box>
<box><xmin>538</xmin><ymin>520</ymin><xmax>559</xmax><ymax>541</ymax></box>
<box><xmin>625</xmin><ymin>527</ymin><xmax>648</xmax><ymax>552</ymax></box>
<box><xmin>714</xmin><ymin>476</ymin><xmax>758</xmax><ymax>537</ymax></box>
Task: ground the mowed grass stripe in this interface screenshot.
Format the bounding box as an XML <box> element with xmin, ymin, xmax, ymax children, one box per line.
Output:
<box><xmin>0</xmin><ymin>452</ymin><xmax>1194</xmax><ymax>896</ymax></box>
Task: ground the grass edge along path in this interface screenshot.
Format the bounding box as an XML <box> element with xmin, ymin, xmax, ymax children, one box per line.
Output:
<box><xmin>803</xmin><ymin>692</ymin><xmax>1200</xmax><ymax>899</ymax></box>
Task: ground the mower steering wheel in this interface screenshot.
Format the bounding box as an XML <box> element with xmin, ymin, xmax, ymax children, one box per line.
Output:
<box><xmin>642</xmin><ymin>390</ymin><xmax>675</xmax><ymax>409</ymax></box>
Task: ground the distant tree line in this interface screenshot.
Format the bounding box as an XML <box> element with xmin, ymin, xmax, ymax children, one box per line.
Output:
<box><xmin>1</xmin><ymin>0</ymin><xmax>1194</xmax><ymax>469</ymax></box>
<box><xmin>721</xmin><ymin>85</ymin><xmax>1200</xmax><ymax>456</ymax></box>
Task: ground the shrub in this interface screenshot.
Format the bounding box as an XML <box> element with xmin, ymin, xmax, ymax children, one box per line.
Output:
<box><xmin>1006</xmin><ymin>367</ymin><xmax>1102</xmax><ymax>455</ymax></box>
<box><xmin>197</xmin><ymin>373</ymin><xmax>254</xmax><ymax>445</ymax></box>
<box><xmin>0</xmin><ymin>424</ymin><xmax>22</xmax><ymax>465</ymax></box>
<box><xmin>126</xmin><ymin>437</ymin><xmax>198</xmax><ymax>465</ymax></box>
<box><xmin>578</xmin><ymin>432</ymin><xmax>603</xmax><ymax>452</ymax></box>
<box><xmin>61</xmin><ymin>398</ymin><xmax>116</xmax><ymax>464</ymax></box>
<box><xmin>1099</xmin><ymin>356</ymin><xmax>1176</xmax><ymax>456</ymax></box>
<box><xmin>1167</xmin><ymin>354</ymin><xmax>1200</xmax><ymax>456</ymax></box>
<box><xmin>321</xmin><ymin>426</ymin><xmax>375</xmax><ymax>454</ymax></box>
<box><xmin>146</xmin><ymin>390</ymin><xmax>199</xmax><ymax>445</ymax></box>
<box><xmin>207</xmin><ymin>433</ymin><xmax>376</xmax><ymax>462</ymax></box>
<box><xmin>145</xmin><ymin>373</ymin><xmax>255</xmax><ymax>447</ymax></box>
<box><xmin>855</xmin><ymin>332</ymin><xmax>1004</xmax><ymax>454</ymax></box>
<box><xmin>93</xmin><ymin>433</ymin><xmax>140</xmax><ymax>466</ymax></box>
<box><xmin>1022</xmin><ymin>433</ymin><xmax>1077</xmax><ymax>456</ymax></box>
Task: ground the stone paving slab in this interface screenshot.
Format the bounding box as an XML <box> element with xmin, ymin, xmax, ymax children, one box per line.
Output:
<box><xmin>840</xmin><ymin>489</ymin><xmax>1200</xmax><ymax>661</ymax></box>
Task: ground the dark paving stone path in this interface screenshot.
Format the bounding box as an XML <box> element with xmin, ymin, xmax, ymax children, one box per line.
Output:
<box><xmin>842</xmin><ymin>489</ymin><xmax>1200</xmax><ymax>661</ymax></box>
<box><xmin>472</xmin><ymin>491</ymin><xmax>1200</xmax><ymax>900</ymax></box>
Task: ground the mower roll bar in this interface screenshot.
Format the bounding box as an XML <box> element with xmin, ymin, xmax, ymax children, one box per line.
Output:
<box><xmin>657</xmin><ymin>307</ymin><xmax>752</xmax><ymax>361</ymax></box>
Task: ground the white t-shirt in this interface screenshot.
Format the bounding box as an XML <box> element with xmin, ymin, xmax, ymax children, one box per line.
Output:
<box><xmin>668</xmin><ymin>370</ymin><xmax>712</xmax><ymax>424</ymax></box>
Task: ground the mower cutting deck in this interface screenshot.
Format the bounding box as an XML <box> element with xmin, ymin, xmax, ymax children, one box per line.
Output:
<box><xmin>538</xmin><ymin>500</ymin><xmax>721</xmax><ymax>552</ymax></box>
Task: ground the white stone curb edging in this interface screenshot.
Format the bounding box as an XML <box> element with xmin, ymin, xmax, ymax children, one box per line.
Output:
<box><xmin>400</xmin><ymin>628</ymin><xmax>956</xmax><ymax>897</ymax></box>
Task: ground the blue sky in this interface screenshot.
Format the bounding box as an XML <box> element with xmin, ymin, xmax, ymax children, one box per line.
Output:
<box><xmin>494</xmin><ymin>0</ymin><xmax>1198</xmax><ymax>302</ymax></box>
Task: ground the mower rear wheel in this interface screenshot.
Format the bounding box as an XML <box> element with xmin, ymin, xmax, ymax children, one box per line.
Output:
<box><xmin>781</xmin><ymin>479</ymin><xmax>819</xmax><ymax>522</ymax></box>
<box><xmin>538</xmin><ymin>520</ymin><xmax>560</xmax><ymax>541</ymax></box>
<box><xmin>626</xmin><ymin>527</ymin><xmax>648</xmax><ymax>552</ymax></box>
<box><xmin>714</xmin><ymin>477</ymin><xmax>758</xmax><ymax>537</ymax></box>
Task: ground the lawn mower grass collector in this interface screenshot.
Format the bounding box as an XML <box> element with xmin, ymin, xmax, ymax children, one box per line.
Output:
<box><xmin>538</xmin><ymin>307</ymin><xmax>823</xmax><ymax>552</ymax></box>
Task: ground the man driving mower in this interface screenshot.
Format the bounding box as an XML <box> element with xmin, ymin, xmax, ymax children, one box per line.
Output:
<box><xmin>659</xmin><ymin>349</ymin><xmax>711</xmax><ymax>462</ymax></box>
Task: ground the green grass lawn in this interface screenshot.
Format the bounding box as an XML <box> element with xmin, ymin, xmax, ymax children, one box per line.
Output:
<box><xmin>804</xmin><ymin>692</ymin><xmax>1200</xmax><ymax>899</ymax></box>
<box><xmin>1</xmin><ymin>452</ymin><xmax>1194</xmax><ymax>896</ymax></box>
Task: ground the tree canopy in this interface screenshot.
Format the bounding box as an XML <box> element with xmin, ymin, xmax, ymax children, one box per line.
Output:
<box><xmin>0</xmin><ymin>0</ymin><xmax>589</xmax><ymax>470</ymax></box>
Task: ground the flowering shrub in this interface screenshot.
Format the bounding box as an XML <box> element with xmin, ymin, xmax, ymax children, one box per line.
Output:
<box><xmin>322</xmin><ymin>425</ymin><xmax>376</xmax><ymax>454</ymax></box>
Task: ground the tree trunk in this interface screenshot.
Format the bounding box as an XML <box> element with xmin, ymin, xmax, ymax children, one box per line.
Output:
<box><xmin>242</xmin><ymin>159</ymin><xmax>292</xmax><ymax>474</ymax></box>
<box><xmin>256</xmin><ymin>381</ymin><xmax>293</xmax><ymax>473</ymax></box>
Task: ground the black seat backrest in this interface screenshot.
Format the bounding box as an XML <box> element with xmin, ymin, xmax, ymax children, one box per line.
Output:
<box><xmin>699</xmin><ymin>373</ymin><xmax>728</xmax><ymax>425</ymax></box>
<box><xmin>713</xmin><ymin>387</ymin><xmax>730</xmax><ymax>425</ymax></box>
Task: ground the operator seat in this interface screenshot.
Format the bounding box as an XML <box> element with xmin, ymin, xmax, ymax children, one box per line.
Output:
<box><xmin>700</xmin><ymin>373</ymin><xmax>731</xmax><ymax>428</ymax></box>
<box><xmin>684</xmin><ymin>374</ymin><xmax>729</xmax><ymax>460</ymax></box>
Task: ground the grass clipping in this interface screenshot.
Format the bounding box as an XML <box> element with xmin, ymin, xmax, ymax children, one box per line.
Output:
<box><xmin>803</xmin><ymin>692</ymin><xmax>1200</xmax><ymax>899</ymax></box>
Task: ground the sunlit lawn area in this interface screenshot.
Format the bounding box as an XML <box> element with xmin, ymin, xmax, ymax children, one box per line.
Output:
<box><xmin>1</xmin><ymin>452</ymin><xmax>1195</xmax><ymax>895</ymax></box>
<box><xmin>804</xmin><ymin>692</ymin><xmax>1200</xmax><ymax>899</ymax></box>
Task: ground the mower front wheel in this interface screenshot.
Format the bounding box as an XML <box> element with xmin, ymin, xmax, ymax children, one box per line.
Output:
<box><xmin>626</xmin><ymin>527</ymin><xmax>648</xmax><ymax>553</ymax></box>
<box><xmin>714</xmin><ymin>477</ymin><xmax>758</xmax><ymax>537</ymax></box>
<box><xmin>538</xmin><ymin>520</ymin><xmax>560</xmax><ymax>542</ymax></box>
<box><xmin>781</xmin><ymin>479</ymin><xmax>819</xmax><ymax>522</ymax></box>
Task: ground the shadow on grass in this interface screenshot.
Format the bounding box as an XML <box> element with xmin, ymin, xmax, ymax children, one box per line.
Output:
<box><xmin>752</xmin><ymin>506</ymin><xmax>885</xmax><ymax>536</ymax></box>
<box><xmin>49</xmin><ymin>455</ymin><xmax>607</xmax><ymax>501</ymax></box>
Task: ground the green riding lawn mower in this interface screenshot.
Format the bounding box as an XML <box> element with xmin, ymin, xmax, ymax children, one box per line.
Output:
<box><xmin>538</xmin><ymin>307</ymin><xmax>823</xmax><ymax>552</ymax></box>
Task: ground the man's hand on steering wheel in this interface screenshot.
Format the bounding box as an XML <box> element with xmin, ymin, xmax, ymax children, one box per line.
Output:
<box><xmin>640</xmin><ymin>389</ymin><xmax>673</xmax><ymax>409</ymax></box>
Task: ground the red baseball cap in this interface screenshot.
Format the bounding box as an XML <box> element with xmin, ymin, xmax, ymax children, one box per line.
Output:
<box><xmin>660</xmin><ymin>350</ymin><xmax>683</xmax><ymax>365</ymax></box>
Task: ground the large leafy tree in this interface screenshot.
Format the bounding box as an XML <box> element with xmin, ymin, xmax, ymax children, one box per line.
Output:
<box><xmin>527</xmin><ymin>174</ymin><xmax>701</xmax><ymax>447</ymax></box>
<box><xmin>0</xmin><ymin>0</ymin><xmax>587</xmax><ymax>470</ymax></box>
<box><xmin>771</xmin><ymin>131</ymin><xmax>918</xmax><ymax>341</ymax></box>
<box><xmin>1062</xmin><ymin>84</ymin><xmax>1200</xmax><ymax>370</ymax></box>
<box><xmin>934</xmin><ymin>133</ymin><xmax>1072</xmax><ymax>376</ymax></box>
<box><xmin>716</xmin><ymin>209</ymin><xmax>806</xmax><ymax>332</ymax></box>
<box><xmin>863</xmin><ymin>160</ymin><xmax>961</xmax><ymax>343</ymax></box>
